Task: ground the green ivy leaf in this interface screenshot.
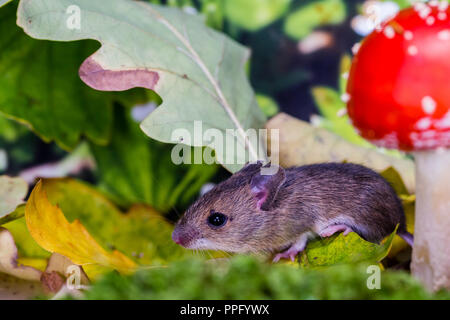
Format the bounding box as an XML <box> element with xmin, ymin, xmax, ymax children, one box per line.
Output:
<box><xmin>17</xmin><ymin>0</ymin><xmax>267</xmax><ymax>172</ymax></box>
<box><xmin>90</xmin><ymin>106</ymin><xmax>218</xmax><ymax>212</ymax></box>
<box><xmin>299</xmin><ymin>226</ymin><xmax>398</xmax><ymax>268</ymax></box>
<box><xmin>284</xmin><ymin>0</ymin><xmax>346</xmax><ymax>40</ymax></box>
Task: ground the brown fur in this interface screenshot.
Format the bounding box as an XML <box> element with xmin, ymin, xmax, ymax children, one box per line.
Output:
<box><xmin>173</xmin><ymin>162</ymin><xmax>409</xmax><ymax>254</ymax></box>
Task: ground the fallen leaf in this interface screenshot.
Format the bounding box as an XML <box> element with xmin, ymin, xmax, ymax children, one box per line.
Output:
<box><xmin>299</xmin><ymin>226</ymin><xmax>398</xmax><ymax>268</ymax></box>
<box><xmin>39</xmin><ymin>178</ymin><xmax>192</xmax><ymax>266</ymax></box>
<box><xmin>0</xmin><ymin>227</ymin><xmax>44</xmax><ymax>299</ymax></box>
<box><xmin>41</xmin><ymin>254</ymin><xmax>90</xmax><ymax>295</ymax></box>
<box><xmin>0</xmin><ymin>227</ymin><xmax>42</xmax><ymax>281</ymax></box>
<box><xmin>0</xmin><ymin>176</ymin><xmax>28</xmax><ymax>225</ymax></box>
<box><xmin>45</xmin><ymin>253</ymin><xmax>89</xmax><ymax>285</ymax></box>
<box><xmin>380</xmin><ymin>167</ymin><xmax>415</xmax><ymax>257</ymax></box>
<box><xmin>266</xmin><ymin>113</ymin><xmax>415</xmax><ymax>193</ymax></box>
<box><xmin>25</xmin><ymin>180</ymin><xmax>137</xmax><ymax>273</ymax></box>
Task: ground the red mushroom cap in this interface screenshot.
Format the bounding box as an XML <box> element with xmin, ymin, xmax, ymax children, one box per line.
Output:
<box><xmin>347</xmin><ymin>2</ymin><xmax>450</xmax><ymax>151</ymax></box>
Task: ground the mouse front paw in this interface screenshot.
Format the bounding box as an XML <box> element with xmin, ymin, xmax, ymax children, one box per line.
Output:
<box><xmin>273</xmin><ymin>233</ymin><xmax>309</xmax><ymax>263</ymax></box>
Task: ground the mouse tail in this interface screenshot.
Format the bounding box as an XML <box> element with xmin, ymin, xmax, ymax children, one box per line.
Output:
<box><xmin>399</xmin><ymin>231</ymin><xmax>414</xmax><ymax>247</ymax></box>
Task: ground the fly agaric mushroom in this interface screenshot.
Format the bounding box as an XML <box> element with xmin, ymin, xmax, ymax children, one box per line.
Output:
<box><xmin>346</xmin><ymin>2</ymin><xmax>450</xmax><ymax>291</ymax></box>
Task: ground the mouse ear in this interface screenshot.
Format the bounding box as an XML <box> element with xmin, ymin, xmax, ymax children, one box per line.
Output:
<box><xmin>250</xmin><ymin>165</ymin><xmax>286</xmax><ymax>211</ymax></box>
<box><xmin>237</xmin><ymin>161</ymin><xmax>264</xmax><ymax>175</ymax></box>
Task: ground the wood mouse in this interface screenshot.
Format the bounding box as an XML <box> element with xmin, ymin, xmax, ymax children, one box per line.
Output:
<box><xmin>172</xmin><ymin>162</ymin><xmax>414</xmax><ymax>262</ymax></box>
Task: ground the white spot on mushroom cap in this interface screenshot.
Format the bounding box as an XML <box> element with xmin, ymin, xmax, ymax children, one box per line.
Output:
<box><xmin>421</xmin><ymin>96</ymin><xmax>437</xmax><ymax>114</ymax></box>
<box><xmin>341</xmin><ymin>72</ymin><xmax>349</xmax><ymax>79</ymax></box>
<box><xmin>414</xmin><ymin>2</ymin><xmax>427</xmax><ymax>12</ymax></box>
<box><xmin>404</xmin><ymin>30</ymin><xmax>414</xmax><ymax>40</ymax></box>
<box><xmin>435</xmin><ymin>110</ymin><xmax>450</xmax><ymax>129</ymax></box>
<box><xmin>408</xmin><ymin>45</ymin><xmax>418</xmax><ymax>55</ymax></box>
<box><xmin>426</xmin><ymin>16</ymin><xmax>435</xmax><ymax>25</ymax></box>
<box><xmin>410</xmin><ymin>130</ymin><xmax>450</xmax><ymax>149</ymax></box>
<box><xmin>422</xmin><ymin>130</ymin><xmax>437</xmax><ymax>139</ymax></box>
<box><xmin>350</xmin><ymin>1</ymin><xmax>400</xmax><ymax>36</ymax></box>
<box><xmin>438</xmin><ymin>29</ymin><xmax>450</xmax><ymax>40</ymax></box>
<box><xmin>383</xmin><ymin>26</ymin><xmax>395</xmax><ymax>39</ymax></box>
<box><xmin>372</xmin><ymin>132</ymin><xmax>400</xmax><ymax>149</ymax></box>
<box><xmin>429</xmin><ymin>0</ymin><xmax>439</xmax><ymax>7</ymax></box>
<box><xmin>438</xmin><ymin>12</ymin><xmax>447</xmax><ymax>20</ymax></box>
<box><xmin>418</xmin><ymin>6</ymin><xmax>432</xmax><ymax>19</ymax></box>
<box><xmin>341</xmin><ymin>93</ymin><xmax>351</xmax><ymax>103</ymax></box>
<box><xmin>415</xmin><ymin>117</ymin><xmax>433</xmax><ymax>130</ymax></box>
<box><xmin>438</xmin><ymin>0</ymin><xmax>449</xmax><ymax>11</ymax></box>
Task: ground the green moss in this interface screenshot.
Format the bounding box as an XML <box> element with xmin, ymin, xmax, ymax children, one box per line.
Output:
<box><xmin>81</xmin><ymin>256</ymin><xmax>450</xmax><ymax>300</ymax></box>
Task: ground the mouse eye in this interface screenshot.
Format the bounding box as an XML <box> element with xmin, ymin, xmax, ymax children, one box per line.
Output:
<box><xmin>207</xmin><ymin>211</ymin><xmax>228</xmax><ymax>228</ymax></box>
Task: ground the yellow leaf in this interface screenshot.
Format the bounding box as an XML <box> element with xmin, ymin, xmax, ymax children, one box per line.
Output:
<box><xmin>25</xmin><ymin>180</ymin><xmax>137</xmax><ymax>274</ymax></box>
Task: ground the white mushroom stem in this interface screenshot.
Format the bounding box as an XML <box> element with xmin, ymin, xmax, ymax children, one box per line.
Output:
<box><xmin>411</xmin><ymin>148</ymin><xmax>450</xmax><ymax>291</ymax></box>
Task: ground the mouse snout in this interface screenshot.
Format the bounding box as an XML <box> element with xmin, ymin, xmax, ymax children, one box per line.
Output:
<box><xmin>172</xmin><ymin>225</ymin><xmax>200</xmax><ymax>248</ymax></box>
<box><xmin>172</xmin><ymin>229</ymin><xmax>185</xmax><ymax>246</ymax></box>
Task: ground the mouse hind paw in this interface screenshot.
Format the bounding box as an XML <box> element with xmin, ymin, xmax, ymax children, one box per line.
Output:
<box><xmin>273</xmin><ymin>249</ymin><xmax>300</xmax><ymax>263</ymax></box>
<box><xmin>319</xmin><ymin>224</ymin><xmax>354</xmax><ymax>238</ymax></box>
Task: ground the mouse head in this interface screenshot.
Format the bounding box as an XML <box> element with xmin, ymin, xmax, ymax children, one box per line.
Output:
<box><xmin>172</xmin><ymin>162</ymin><xmax>286</xmax><ymax>253</ymax></box>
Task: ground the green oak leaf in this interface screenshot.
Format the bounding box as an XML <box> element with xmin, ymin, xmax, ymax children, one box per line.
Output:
<box><xmin>90</xmin><ymin>106</ymin><xmax>218</xmax><ymax>212</ymax></box>
<box><xmin>17</xmin><ymin>0</ymin><xmax>267</xmax><ymax>173</ymax></box>
<box><xmin>299</xmin><ymin>226</ymin><xmax>398</xmax><ymax>268</ymax></box>
<box><xmin>284</xmin><ymin>0</ymin><xmax>346</xmax><ymax>40</ymax></box>
<box><xmin>0</xmin><ymin>176</ymin><xmax>27</xmax><ymax>225</ymax></box>
<box><xmin>0</xmin><ymin>1</ymin><xmax>146</xmax><ymax>150</ymax></box>
<box><xmin>224</xmin><ymin>0</ymin><xmax>292</xmax><ymax>31</ymax></box>
<box><xmin>0</xmin><ymin>0</ymin><xmax>12</xmax><ymax>8</ymax></box>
